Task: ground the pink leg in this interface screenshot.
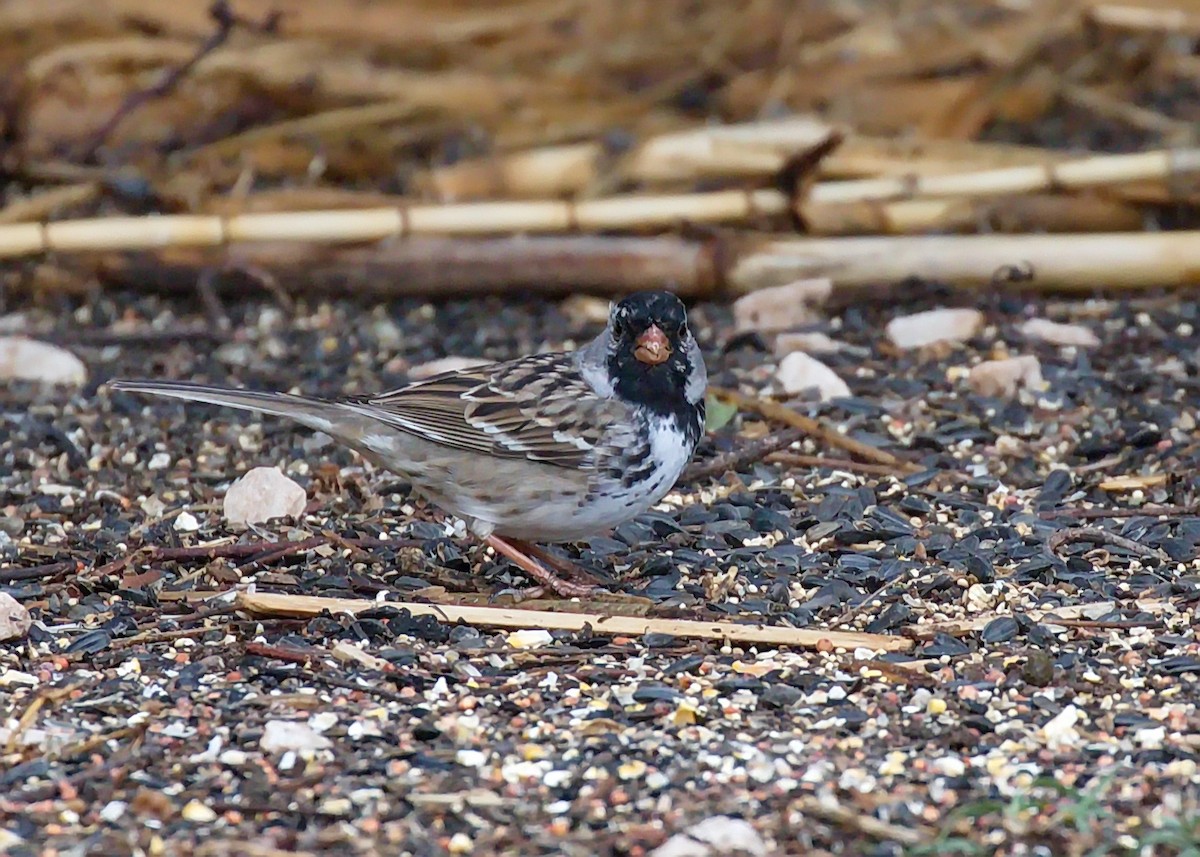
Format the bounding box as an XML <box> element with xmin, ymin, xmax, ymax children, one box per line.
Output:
<box><xmin>506</xmin><ymin>539</ymin><xmax>607</xmax><ymax>587</ymax></box>
<box><xmin>484</xmin><ymin>534</ymin><xmax>598</xmax><ymax>598</ymax></box>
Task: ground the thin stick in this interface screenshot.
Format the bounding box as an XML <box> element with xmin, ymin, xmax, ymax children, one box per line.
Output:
<box><xmin>77</xmin><ymin>1</ymin><xmax>276</xmax><ymax>159</ymax></box>
<box><xmin>708</xmin><ymin>387</ymin><xmax>911</xmax><ymax>469</ymax></box>
<box><xmin>767</xmin><ymin>452</ymin><xmax>916</xmax><ymax>477</ymax></box>
<box><xmin>1040</xmin><ymin>505</ymin><xmax>1197</xmax><ymax>520</ymax></box>
<box><xmin>680</xmin><ymin>428</ymin><xmax>804</xmax><ymax>483</ymax></box>
<box><xmin>1047</xmin><ymin>526</ymin><xmax>1168</xmax><ymax>561</ymax></box>
<box><xmin>0</xmin><ymin>560</ymin><xmax>76</xmax><ymax>583</ymax></box>
<box><xmin>235</xmin><ymin>591</ymin><xmax>914</xmax><ymax>651</ymax></box>
<box><xmin>792</xmin><ymin>797</ymin><xmax>929</xmax><ymax>847</ymax></box>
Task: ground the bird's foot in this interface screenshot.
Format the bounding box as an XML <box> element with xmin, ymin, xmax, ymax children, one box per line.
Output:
<box><xmin>505</xmin><ymin>539</ymin><xmax>610</xmax><ymax>587</ymax></box>
<box><xmin>484</xmin><ymin>534</ymin><xmax>599</xmax><ymax>598</ymax></box>
<box><xmin>488</xmin><ymin>585</ymin><xmax>546</xmax><ymax>604</ymax></box>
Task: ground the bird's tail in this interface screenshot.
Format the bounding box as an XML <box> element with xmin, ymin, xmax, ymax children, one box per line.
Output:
<box><xmin>108</xmin><ymin>379</ymin><xmax>352</xmax><ymax>437</ymax></box>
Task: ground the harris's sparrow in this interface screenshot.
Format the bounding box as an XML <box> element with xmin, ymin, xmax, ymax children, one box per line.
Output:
<box><xmin>110</xmin><ymin>291</ymin><xmax>707</xmax><ymax>597</ymax></box>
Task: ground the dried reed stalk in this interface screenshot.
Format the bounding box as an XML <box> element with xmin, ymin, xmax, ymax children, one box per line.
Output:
<box><xmin>806</xmin><ymin>148</ymin><xmax>1200</xmax><ymax>204</ymax></box>
<box><xmin>728</xmin><ymin>232</ymin><xmax>1200</xmax><ymax>293</ymax></box>
<box><xmin>418</xmin><ymin>117</ymin><xmax>838</xmax><ymax>199</ymax></box>
<box><xmin>418</xmin><ymin>122</ymin><xmax>1191</xmax><ymax>204</ymax></box>
<box><xmin>1088</xmin><ymin>3</ymin><xmax>1200</xmax><ymax>35</ymax></box>
<box><xmin>800</xmin><ymin>194</ymin><xmax>1145</xmax><ymax>235</ymax></box>
<box><xmin>234</xmin><ymin>591</ymin><xmax>914</xmax><ymax>651</ymax></box>
<box><xmin>0</xmin><ymin>146</ymin><xmax>1195</xmax><ymax>257</ymax></box>
<box><xmin>0</xmin><ymin>191</ymin><xmax>790</xmax><ymax>258</ymax></box>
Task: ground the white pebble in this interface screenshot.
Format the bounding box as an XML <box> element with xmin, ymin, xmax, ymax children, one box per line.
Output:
<box><xmin>260</xmin><ymin>719</ymin><xmax>333</xmax><ymax>753</ymax></box>
<box><xmin>0</xmin><ymin>337</ymin><xmax>87</xmax><ymax>386</ymax></box>
<box><xmin>223</xmin><ymin>466</ymin><xmax>307</xmax><ymax>526</ymax></box>
<box><xmin>886</xmin><ymin>308</ymin><xmax>983</xmax><ymax>349</ymax></box>
<box><xmin>775</xmin><ymin>351</ymin><xmax>850</xmax><ymax>401</ymax></box>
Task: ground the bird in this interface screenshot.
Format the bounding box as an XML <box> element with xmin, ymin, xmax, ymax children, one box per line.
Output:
<box><xmin>109</xmin><ymin>290</ymin><xmax>707</xmax><ymax>598</ymax></box>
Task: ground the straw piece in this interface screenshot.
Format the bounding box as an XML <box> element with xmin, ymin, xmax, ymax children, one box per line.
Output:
<box><xmin>708</xmin><ymin>386</ymin><xmax>911</xmax><ymax>469</ymax></box>
<box><xmin>808</xmin><ymin>149</ymin><xmax>1200</xmax><ymax>204</ymax></box>
<box><xmin>419</xmin><ymin>124</ymin><xmax>1069</xmax><ymax>199</ymax></box>
<box><xmin>234</xmin><ymin>591</ymin><xmax>914</xmax><ymax>651</ymax></box>
<box><xmin>188</xmin><ymin>101</ymin><xmax>425</xmax><ymax>161</ymax></box>
<box><xmin>225</xmin><ymin>209</ymin><xmax>403</xmax><ymax>244</ymax></box>
<box><xmin>417</xmin><ymin>142</ymin><xmax>604</xmax><ymax>200</ymax></box>
<box><xmin>1088</xmin><ymin>3</ymin><xmax>1200</xmax><ymax>35</ymax></box>
<box><xmin>0</xmin><ymin>183</ymin><xmax>100</xmax><ymax>225</ymax></box>
<box><xmin>0</xmin><ymin>224</ymin><xmax>46</xmax><ymax>257</ymax></box>
<box><xmin>575</xmin><ymin>190</ymin><xmax>787</xmax><ymax>230</ymax></box>
<box><xmin>729</xmin><ymin>232</ymin><xmax>1200</xmax><ymax>293</ymax></box>
<box><xmin>44</xmin><ymin>216</ymin><xmax>225</xmax><ymax>252</ymax></box>
<box><xmin>800</xmin><ymin>194</ymin><xmax>1144</xmax><ymax>236</ymax></box>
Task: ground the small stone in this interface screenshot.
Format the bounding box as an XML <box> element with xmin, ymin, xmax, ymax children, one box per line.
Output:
<box><xmin>332</xmin><ymin>641</ymin><xmax>390</xmax><ymax>671</ymax></box>
<box><xmin>1019</xmin><ymin>318</ymin><xmax>1100</xmax><ymax>347</ymax></box>
<box><xmin>0</xmin><ymin>516</ymin><xmax>23</xmax><ymax>537</ymax></box>
<box><xmin>456</xmin><ymin>749</ymin><xmax>488</xmax><ymax>768</ymax></box>
<box><xmin>223</xmin><ymin>466</ymin><xmax>307</xmax><ymax>526</ymax></box>
<box><xmin>733</xmin><ymin>278</ymin><xmax>832</xmax><ymax>333</ymax></box>
<box><xmin>967</xmin><ymin>355</ymin><xmax>1043</xmax><ymax>398</ymax></box>
<box><xmin>140</xmin><ymin>496</ymin><xmax>166</xmax><ymax>519</ymax></box>
<box><xmin>507</xmin><ymin>629</ymin><xmax>553</xmax><ymax>649</ymax></box>
<box><xmin>0</xmin><ymin>593</ymin><xmax>31</xmax><ymax>642</ymax></box>
<box><xmin>0</xmin><ymin>670</ymin><xmax>38</xmax><ymax>687</ymax></box>
<box><xmin>319</xmin><ymin>797</ymin><xmax>351</xmax><ymax>815</ymax></box>
<box><xmin>877</xmin><ymin>751</ymin><xmax>907</xmax><ymax>777</ymax></box>
<box><xmin>652</xmin><ymin>816</ymin><xmax>769</xmax><ymax>857</ymax></box>
<box><xmin>147</xmin><ymin>452</ymin><xmax>172</xmax><ymax>471</ymax></box>
<box><xmin>173</xmin><ymin>511</ymin><xmax>201</xmax><ymax>533</ymax></box>
<box><xmin>618</xmin><ymin>759</ymin><xmax>647</xmax><ymax>780</ymax></box>
<box><xmin>260</xmin><ymin>720</ymin><xmax>333</xmax><ymax>753</ymax></box>
<box><xmin>932</xmin><ymin>756</ymin><xmax>966</xmax><ymax>777</ymax></box>
<box><xmin>886</xmin><ymin>308</ymin><xmax>983</xmax><ymax>349</ymax></box>
<box><xmin>775</xmin><ymin>352</ymin><xmax>850</xmax><ymax>401</ymax></box>
<box><xmin>1040</xmin><ymin>704</ymin><xmax>1081</xmax><ymax>748</ymax></box>
<box><xmin>309</xmin><ymin>711</ymin><xmax>338</xmax><ymax>733</ymax></box>
<box><xmin>0</xmin><ymin>830</ymin><xmax>24</xmax><ymax>849</ymax></box>
<box><xmin>408</xmin><ymin>356</ymin><xmax>491</xmax><ymax>380</ymax></box>
<box><xmin>100</xmin><ymin>800</ymin><xmax>128</xmax><ymax>823</ymax></box>
<box><xmin>180</xmin><ymin>799</ymin><xmax>217</xmax><ymax>823</ymax></box>
<box><xmin>1135</xmin><ymin>725</ymin><xmax>1166</xmax><ymax>749</ymax></box>
<box><xmin>774</xmin><ymin>331</ymin><xmax>841</xmax><ymax>355</ymax></box>
<box><xmin>1022</xmin><ymin>652</ymin><xmax>1055</xmax><ymax>687</ymax></box>
<box><xmin>448</xmin><ymin>832</ymin><xmax>474</xmax><ymax>854</ymax></box>
<box><xmin>927</xmin><ymin>698</ymin><xmax>947</xmax><ymax>716</ymax></box>
<box><xmin>0</xmin><ymin>337</ymin><xmax>87</xmax><ymax>386</ymax></box>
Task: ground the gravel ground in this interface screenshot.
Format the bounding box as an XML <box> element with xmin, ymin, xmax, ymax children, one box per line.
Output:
<box><xmin>3</xmin><ymin>287</ymin><xmax>1200</xmax><ymax>855</ymax></box>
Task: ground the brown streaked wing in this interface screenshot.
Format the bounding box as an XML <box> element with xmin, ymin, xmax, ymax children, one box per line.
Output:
<box><xmin>349</xmin><ymin>354</ymin><xmax>622</xmax><ymax>468</ymax></box>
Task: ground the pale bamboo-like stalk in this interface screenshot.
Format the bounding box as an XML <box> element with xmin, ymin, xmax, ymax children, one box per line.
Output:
<box><xmin>1088</xmin><ymin>3</ymin><xmax>1200</xmax><ymax>35</ymax></box>
<box><xmin>234</xmin><ymin>592</ymin><xmax>914</xmax><ymax>651</ymax></box>
<box><xmin>0</xmin><ymin>183</ymin><xmax>100</xmax><ymax>225</ymax></box>
<box><xmin>418</xmin><ymin>116</ymin><xmax>838</xmax><ymax>199</ymax></box>
<box><xmin>807</xmin><ymin>148</ymin><xmax>1200</xmax><ymax>204</ymax></box>
<box><xmin>1</xmin><ymin>146</ymin><xmax>1196</xmax><ymax>257</ymax></box>
<box><xmin>418</xmin><ymin>120</ymin><xmax>1070</xmax><ymax>200</ymax></box>
<box><xmin>729</xmin><ymin>232</ymin><xmax>1200</xmax><ymax>293</ymax></box>
<box><xmin>0</xmin><ymin>191</ymin><xmax>790</xmax><ymax>258</ymax></box>
<box><xmin>800</xmin><ymin>194</ymin><xmax>1145</xmax><ymax>236</ymax></box>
